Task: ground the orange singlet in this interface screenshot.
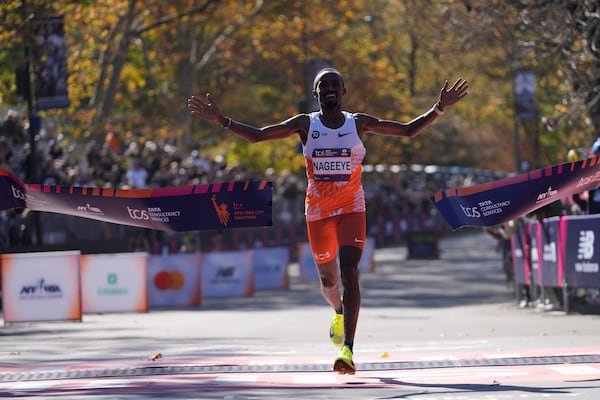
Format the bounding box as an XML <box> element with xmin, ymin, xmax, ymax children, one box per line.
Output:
<box><xmin>303</xmin><ymin>111</ymin><xmax>367</xmax><ymax>264</ymax></box>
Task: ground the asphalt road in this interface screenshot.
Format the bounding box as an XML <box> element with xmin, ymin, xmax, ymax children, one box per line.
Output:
<box><xmin>1</xmin><ymin>230</ymin><xmax>599</xmax><ymax>399</ymax></box>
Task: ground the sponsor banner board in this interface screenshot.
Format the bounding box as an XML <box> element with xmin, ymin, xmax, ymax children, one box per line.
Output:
<box><xmin>536</xmin><ymin>216</ymin><xmax>561</xmax><ymax>287</ymax></box>
<box><xmin>1</xmin><ymin>251</ymin><xmax>81</xmax><ymax>323</ymax></box>
<box><xmin>253</xmin><ymin>247</ymin><xmax>290</xmax><ymax>290</ymax></box>
<box><xmin>560</xmin><ymin>214</ymin><xmax>600</xmax><ymax>288</ymax></box>
<box><xmin>80</xmin><ymin>253</ymin><xmax>148</xmax><ymax>313</ymax></box>
<box><xmin>202</xmin><ymin>250</ymin><xmax>254</xmax><ymax>298</ymax></box>
<box><xmin>148</xmin><ymin>252</ymin><xmax>202</xmax><ymax>307</ymax></box>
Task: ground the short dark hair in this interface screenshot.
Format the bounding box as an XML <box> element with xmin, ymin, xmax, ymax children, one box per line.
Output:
<box><xmin>313</xmin><ymin>68</ymin><xmax>344</xmax><ymax>90</ymax></box>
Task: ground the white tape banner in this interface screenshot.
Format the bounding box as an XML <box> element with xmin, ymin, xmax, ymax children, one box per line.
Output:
<box><xmin>1</xmin><ymin>251</ymin><xmax>81</xmax><ymax>324</ymax></box>
<box><xmin>80</xmin><ymin>253</ymin><xmax>148</xmax><ymax>313</ymax></box>
<box><xmin>252</xmin><ymin>247</ymin><xmax>290</xmax><ymax>290</ymax></box>
<box><xmin>148</xmin><ymin>252</ymin><xmax>202</xmax><ymax>308</ymax></box>
<box><xmin>202</xmin><ymin>250</ymin><xmax>254</xmax><ymax>298</ymax></box>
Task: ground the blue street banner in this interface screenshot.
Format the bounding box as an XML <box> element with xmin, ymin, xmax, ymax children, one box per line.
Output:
<box><xmin>431</xmin><ymin>156</ymin><xmax>600</xmax><ymax>230</ymax></box>
<box><xmin>0</xmin><ymin>169</ymin><xmax>272</xmax><ymax>232</ymax></box>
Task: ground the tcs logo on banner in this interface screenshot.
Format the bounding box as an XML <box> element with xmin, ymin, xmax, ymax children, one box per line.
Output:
<box><xmin>154</xmin><ymin>270</ymin><xmax>185</xmax><ymax>291</ymax></box>
<box><xmin>460</xmin><ymin>205</ymin><xmax>481</xmax><ymax>218</ymax></box>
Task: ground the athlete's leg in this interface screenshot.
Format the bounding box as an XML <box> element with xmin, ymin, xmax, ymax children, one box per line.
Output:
<box><xmin>339</xmin><ymin>245</ymin><xmax>362</xmax><ymax>350</ymax></box>
<box><xmin>316</xmin><ymin>259</ymin><xmax>342</xmax><ymax>312</ymax></box>
<box><xmin>337</xmin><ymin>212</ymin><xmax>366</xmax><ymax>351</ymax></box>
<box><xmin>307</xmin><ymin>218</ymin><xmax>343</xmax><ymax>313</ymax></box>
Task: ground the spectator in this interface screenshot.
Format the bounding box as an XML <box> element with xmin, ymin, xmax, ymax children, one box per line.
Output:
<box><xmin>125</xmin><ymin>158</ymin><xmax>149</xmax><ymax>189</ymax></box>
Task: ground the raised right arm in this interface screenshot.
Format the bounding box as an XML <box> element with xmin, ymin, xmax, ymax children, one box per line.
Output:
<box><xmin>188</xmin><ymin>94</ymin><xmax>309</xmax><ymax>143</ymax></box>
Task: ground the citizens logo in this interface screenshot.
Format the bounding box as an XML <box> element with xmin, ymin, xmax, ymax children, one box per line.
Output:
<box><xmin>211</xmin><ymin>195</ymin><xmax>230</xmax><ymax>226</ymax></box>
<box><xmin>97</xmin><ymin>273</ymin><xmax>128</xmax><ymax>296</ymax></box>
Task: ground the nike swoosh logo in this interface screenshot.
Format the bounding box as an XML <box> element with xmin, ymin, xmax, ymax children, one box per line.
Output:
<box><xmin>354</xmin><ymin>238</ymin><xmax>365</xmax><ymax>243</ymax></box>
<box><xmin>338</xmin><ymin>132</ymin><xmax>352</xmax><ymax>137</ymax></box>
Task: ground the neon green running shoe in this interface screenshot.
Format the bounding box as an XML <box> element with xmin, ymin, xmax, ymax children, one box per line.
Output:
<box><xmin>333</xmin><ymin>345</ymin><xmax>355</xmax><ymax>374</ymax></box>
<box><xmin>329</xmin><ymin>312</ymin><xmax>344</xmax><ymax>347</ymax></box>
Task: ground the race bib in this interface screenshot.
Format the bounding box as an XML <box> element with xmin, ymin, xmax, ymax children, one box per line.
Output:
<box><xmin>312</xmin><ymin>148</ymin><xmax>352</xmax><ymax>181</ymax></box>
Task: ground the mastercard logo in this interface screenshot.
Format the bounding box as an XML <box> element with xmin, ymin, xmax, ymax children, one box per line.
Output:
<box><xmin>154</xmin><ymin>270</ymin><xmax>185</xmax><ymax>291</ymax></box>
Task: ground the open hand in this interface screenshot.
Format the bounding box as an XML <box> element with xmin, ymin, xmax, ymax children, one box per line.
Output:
<box><xmin>439</xmin><ymin>78</ymin><xmax>469</xmax><ymax>110</ymax></box>
<box><xmin>188</xmin><ymin>94</ymin><xmax>222</xmax><ymax>122</ymax></box>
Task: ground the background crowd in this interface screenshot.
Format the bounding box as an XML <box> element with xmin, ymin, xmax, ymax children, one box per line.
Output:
<box><xmin>1</xmin><ymin>108</ymin><xmax>504</xmax><ymax>255</ymax></box>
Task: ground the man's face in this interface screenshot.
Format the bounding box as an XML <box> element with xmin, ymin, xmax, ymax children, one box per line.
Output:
<box><xmin>314</xmin><ymin>72</ymin><xmax>345</xmax><ymax>109</ymax></box>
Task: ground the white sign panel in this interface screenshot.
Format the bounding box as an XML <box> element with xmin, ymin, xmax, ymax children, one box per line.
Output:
<box><xmin>1</xmin><ymin>251</ymin><xmax>81</xmax><ymax>323</ymax></box>
<box><xmin>80</xmin><ymin>253</ymin><xmax>148</xmax><ymax>313</ymax></box>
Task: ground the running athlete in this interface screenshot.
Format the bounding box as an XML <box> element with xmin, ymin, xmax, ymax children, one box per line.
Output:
<box><xmin>188</xmin><ymin>68</ymin><xmax>468</xmax><ymax>374</ymax></box>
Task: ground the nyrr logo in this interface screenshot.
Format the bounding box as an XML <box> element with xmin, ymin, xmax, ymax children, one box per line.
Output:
<box><xmin>210</xmin><ymin>194</ymin><xmax>230</xmax><ymax>226</ymax></box>
<box><xmin>127</xmin><ymin>206</ymin><xmax>149</xmax><ymax>220</ymax></box>
<box><xmin>77</xmin><ymin>203</ymin><xmax>104</xmax><ymax>215</ymax></box>
<box><xmin>577</xmin><ymin>230</ymin><xmax>595</xmax><ymax>260</ymax></box>
<box><xmin>20</xmin><ymin>279</ymin><xmax>62</xmax><ymax>298</ymax></box>
<box><xmin>312</xmin><ymin>130</ymin><xmax>320</xmax><ymax>139</ymax></box>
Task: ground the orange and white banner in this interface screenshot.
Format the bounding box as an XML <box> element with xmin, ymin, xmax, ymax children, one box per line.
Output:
<box><xmin>1</xmin><ymin>251</ymin><xmax>81</xmax><ymax>324</ymax></box>
<box><xmin>148</xmin><ymin>252</ymin><xmax>202</xmax><ymax>308</ymax></box>
<box><xmin>80</xmin><ymin>253</ymin><xmax>148</xmax><ymax>313</ymax></box>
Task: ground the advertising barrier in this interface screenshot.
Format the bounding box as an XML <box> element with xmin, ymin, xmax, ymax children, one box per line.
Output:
<box><xmin>1</xmin><ymin>251</ymin><xmax>81</xmax><ymax>324</ymax></box>
<box><xmin>201</xmin><ymin>250</ymin><xmax>254</xmax><ymax>298</ymax></box>
<box><xmin>80</xmin><ymin>253</ymin><xmax>148</xmax><ymax>313</ymax></box>
<box><xmin>560</xmin><ymin>214</ymin><xmax>600</xmax><ymax>288</ymax></box>
<box><xmin>253</xmin><ymin>247</ymin><xmax>290</xmax><ymax>290</ymax></box>
<box><xmin>510</xmin><ymin>221</ymin><xmax>530</xmax><ymax>286</ymax></box>
<box><xmin>148</xmin><ymin>252</ymin><xmax>202</xmax><ymax>307</ymax></box>
<box><xmin>536</xmin><ymin>216</ymin><xmax>561</xmax><ymax>287</ymax></box>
